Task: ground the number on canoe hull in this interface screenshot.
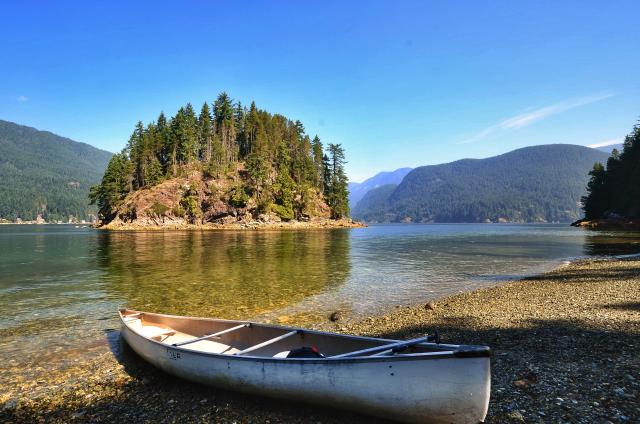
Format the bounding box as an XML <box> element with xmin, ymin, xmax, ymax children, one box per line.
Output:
<box><xmin>167</xmin><ymin>348</ymin><xmax>181</xmax><ymax>360</ymax></box>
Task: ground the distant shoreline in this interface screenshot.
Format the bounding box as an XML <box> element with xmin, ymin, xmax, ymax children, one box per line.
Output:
<box><xmin>0</xmin><ymin>218</ymin><xmax>365</xmax><ymax>229</ymax></box>
<box><xmin>0</xmin><ymin>221</ymin><xmax>90</xmax><ymax>225</ymax></box>
<box><xmin>571</xmin><ymin>217</ymin><xmax>640</xmax><ymax>230</ymax></box>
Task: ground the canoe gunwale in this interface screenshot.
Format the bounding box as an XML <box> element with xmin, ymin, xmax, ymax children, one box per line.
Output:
<box><xmin>119</xmin><ymin>309</ymin><xmax>491</xmax><ymax>363</ymax></box>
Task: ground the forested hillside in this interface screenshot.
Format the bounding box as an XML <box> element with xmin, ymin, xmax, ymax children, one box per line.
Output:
<box><xmin>0</xmin><ymin>120</ymin><xmax>112</xmax><ymax>221</ymax></box>
<box><xmin>351</xmin><ymin>184</ymin><xmax>398</xmax><ymax>222</ymax></box>
<box><xmin>90</xmin><ymin>93</ymin><xmax>350</xmax><ymax>226</ymax></box>
<box><xmin>582</xmin><ymin>123</ymin><xmax>640</xmax><ymax>219</ymax></box>
<box><xmin>352</xmin><ymin>144</ymin><xmax>608</xmax><ymax>223</ymax></box>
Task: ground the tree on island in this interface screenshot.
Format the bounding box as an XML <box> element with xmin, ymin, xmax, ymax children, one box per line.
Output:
<box><xmin>89</xmin><ymin>92</ymin><xmax>350</xmax><ymax>223</ymax></box>
<box><xmin>582</xmin><ymin>122</ymin><xmax>640</xmax><ymax>219</ymax></box>
<box><xmin>325</xmin><ymin>144</ymin><xmax>350</xmax><ymax>219</ymax></box>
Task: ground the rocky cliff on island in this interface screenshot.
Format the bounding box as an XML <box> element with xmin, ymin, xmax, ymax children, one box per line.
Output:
<box><xmin>90</xmin><ymin>92</ymin><xmax>361</xmax><ymax>230</ymax></box>
<box><xmin>100</xmin><ymin>165</ymin><xmax>362</xmax><ymax>230</ymax></box>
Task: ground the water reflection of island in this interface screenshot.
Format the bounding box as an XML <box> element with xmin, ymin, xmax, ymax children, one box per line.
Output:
<box><xmin>583</xmin><ymin>232</ymin><xmax>640</xmax><ymax>257</ymax></box>
<box><xmin>96</xmin><ymin>230</ymin><xmax>351</xmax><ymax>319</ymax></box>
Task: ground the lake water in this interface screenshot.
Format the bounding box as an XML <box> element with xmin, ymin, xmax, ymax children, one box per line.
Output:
<box><xmin>1</xmin><ymin>223</ymin><xmax>640</xmax><ymax>369</ymax></box>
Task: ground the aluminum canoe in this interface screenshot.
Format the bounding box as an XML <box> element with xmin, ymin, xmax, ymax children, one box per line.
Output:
<box><xmin>119</xmin><ymin>309</ymin><xmax>491</xmax><ymax>424</ymax></box>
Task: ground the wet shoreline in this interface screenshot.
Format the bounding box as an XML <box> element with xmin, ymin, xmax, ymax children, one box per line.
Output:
<box><xmin>98</xmin><ymin>217</ymin><xmax>366</xmax><ymax>231</ymax></box>
<box><xmin>2</xmin><ymin>256</ymin><xmax>639</xmax><ymax>423</ymax></box>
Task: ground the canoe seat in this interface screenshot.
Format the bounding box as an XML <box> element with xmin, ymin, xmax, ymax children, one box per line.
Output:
<box><xmin>163</xmin><ymin>332</ymin><xmax>240</xmax><ymax>354</ymax></box>
<box><xmin>162</xmin><ymin>332</ymin><xmax>239</xmax><ymax>355</ymax></box>
<box><xmin>133</xmin><ymin>323</ymin><xmax>176</xmax><ymax>341</ymax></box>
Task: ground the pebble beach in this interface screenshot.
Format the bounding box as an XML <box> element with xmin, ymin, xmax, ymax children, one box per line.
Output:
<box><xmin>1</xmin><ymin>257</ymin><xmax>638</xmax><ymax>423</ymax></box>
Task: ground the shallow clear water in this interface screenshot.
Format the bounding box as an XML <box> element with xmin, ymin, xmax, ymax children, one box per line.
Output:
<box><xmin>1</xmin><ymin>223</ymin><xmax>639</xmax><ymax>366</ymax></box>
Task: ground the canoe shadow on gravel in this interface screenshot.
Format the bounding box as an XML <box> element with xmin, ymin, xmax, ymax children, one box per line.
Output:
<box><xmin>602</xmin><ymin>301</ymin><xmax>640</xmax><ymax>312</ymax></box>
<box><xmin>376</xmin><ymin>317</ymin><xmax>639</xmax><ymax>424</ymax></box>
<box><xmin>520</xmin><ymin>267</ymin><xmax>640</xmax><ymax>283</ymax></box>
<box><xmin>96</xmin><ymin>330</ymin><xmax>395</xmax><ymax>424</ymax></box>
<box><xmin>5</xmin><ymin>318</ymin><xmax>637</xmax><ymax>423</ymax></box>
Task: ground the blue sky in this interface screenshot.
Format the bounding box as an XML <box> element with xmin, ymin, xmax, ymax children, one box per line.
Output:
<box><xmin>1</xmin><ymin>1</ymin><xmax>639</xmax><ymax>182</ymax></box>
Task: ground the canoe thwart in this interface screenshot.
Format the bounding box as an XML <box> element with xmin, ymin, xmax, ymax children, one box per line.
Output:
<box><xmin>235</xmin><ymin>330</ymin><xmax>301</xmax><ymax>356</ymax></box>
<box><xmin>173</xmin><ymin>323</ymin><xmax>250</xmax><ymax>347</ymax></box>
<box><xmin>330</xmin><ymin>335</ymin><xmax>432</xmax><ymax>358</ymax></box>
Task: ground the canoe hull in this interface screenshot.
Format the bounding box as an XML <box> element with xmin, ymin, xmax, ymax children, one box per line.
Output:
<box><xmin>121</xmin><ymin>324</ymin><xmax>490</xmax><ymax>424</ymax></box>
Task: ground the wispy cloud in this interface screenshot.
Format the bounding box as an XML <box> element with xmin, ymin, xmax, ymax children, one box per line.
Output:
<box><xmin>459</xmin><ymin>93</ymin><xmax>614</xmax><ymax>144</ymax></box>
<box><xmin>588</xmin><ymin>137</ymin><xmax>623</xmax><ymax>148</ymax></box>
<box><xmin>17</xmin><ymin>95</ymin><xmax>29</xmax><ymax>102</ymax></box>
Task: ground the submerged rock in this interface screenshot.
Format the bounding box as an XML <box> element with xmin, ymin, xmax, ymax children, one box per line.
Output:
<box><xmin>425</xmin><ymin>301</ymin><xmax>436</xmax><ymax>311</ymax></box>
<box><xmin>2</xmin><ymin>398</ymin><xmax>18</xmax><ymax>411</ymax></box>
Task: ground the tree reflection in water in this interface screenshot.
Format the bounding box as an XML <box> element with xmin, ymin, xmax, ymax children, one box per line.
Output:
<box><xmin>582</xmin><ymin>231</ymin><xmax>640</xmax><ymax>257</ymax></box>
<box><xmin>95</xmin><ymin>230</ymin><xmax>351</xmax><ymax>319</ymax></box>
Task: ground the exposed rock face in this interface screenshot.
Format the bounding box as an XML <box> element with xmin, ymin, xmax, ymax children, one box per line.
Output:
<box><xmin>98</xmin><ymin>169</ymin><xmax>357</xmax><ymax>230</ymax></box>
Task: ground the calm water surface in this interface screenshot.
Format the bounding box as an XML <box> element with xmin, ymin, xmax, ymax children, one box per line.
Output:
<box><xmin>1</xmin><ymin>223</ymin><xmax>639</xmax><ymax>368</ymax></box>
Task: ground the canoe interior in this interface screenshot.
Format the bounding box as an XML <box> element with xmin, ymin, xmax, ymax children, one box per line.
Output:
<box><xmin>120</xmin><ymin>309</ymin><xmax>470</xmax><ymax>359</ymax></box>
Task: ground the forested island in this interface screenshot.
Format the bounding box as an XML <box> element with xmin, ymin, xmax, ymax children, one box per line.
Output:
<box><xmin>576</xmin><ymin>121</ymin><xmax>640</xmax><ymax>229</ymax></box>
<box><xmin>89</xmin><ymin>93</ymin><xmax>359</xmax><ymax>229</ymax></box>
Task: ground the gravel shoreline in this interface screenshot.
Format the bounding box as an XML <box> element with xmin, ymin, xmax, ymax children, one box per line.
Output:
<box><xmin>98</xmin><ymin>218</ymin><xmax>366</xmax><ymax>231</ymax></box>
<box><xmin>2</xmin><ymin>257</ymin><xmax>638</xmax><ymax>423</ymax></box>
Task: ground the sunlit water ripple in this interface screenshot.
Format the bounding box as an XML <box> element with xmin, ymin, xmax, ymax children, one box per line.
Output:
<box><xmin>1</xmin><ymin>223</ymin><xmax>639</xmax><ymax>368</ymax></box>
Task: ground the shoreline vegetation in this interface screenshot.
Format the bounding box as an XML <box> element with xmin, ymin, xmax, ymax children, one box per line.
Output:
<box><xmin>2</xmin><ymin>256</ymin><xmax>638</xmax><ymax>423</ymax></box>
<box><xmin>580</xmin><ymin>122</ymin><xmax>640</xmax><ymax>229</ymax></box>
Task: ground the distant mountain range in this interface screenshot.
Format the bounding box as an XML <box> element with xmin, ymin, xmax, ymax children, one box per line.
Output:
<box><xmin>352</xmin><ymin>144</ymin><xmax>609</xmax><ymax>223</ymax></box>
<box><xmin>348</xmin><ymin>167</ymin><xmax>412</xmax><ymax>207</ymax></box>
<box><xmin>0</xmin><ymin>119</ymin><xmax>612</xmax><ymax>225</ymax></box>
<box><xmin>0</xmin><ymin>120</ymin><xmax>112</xmax><ymax>221</ymax></box>
<box><xmin>595</xmin><ymin>143</ymin><xmax>623</xmax><ymax>154</ymax></box>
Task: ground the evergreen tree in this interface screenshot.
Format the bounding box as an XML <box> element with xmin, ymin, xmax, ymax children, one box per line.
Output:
<box><xmin>167</xmin><ymin>113</ymin><xmax>180</xmax><ymax>176</ymax></box>
<box><xmin>198</xmin><ymin>103</ymin><xmax>213</xmax><ymax>162</ymax></box>
<box><xmin>272</xmin><ymin>166</ymin><xmax>296</xmax><ymax>220</ymax></box>
<box><xmin>582</xmin><ymin>162</ymin><xmax>608</xmax><ymax>219</ymax></box>
<box><xmin>581</xmin><ymin>121</ymin><xmax>640</xmax><ymax>219</ymax></box>
<box><xmin>235</xmin><ymin>102</ymin><xmax>248</xmax><ymax>157</ymax></box>
<box><xmin>181</xmin><ymin>103</ymin><xmax>199</xmax><ymax>164</ymax></box>
<box><xmin>245</xmin><ymin>152</ymin><xmax>269</xmax><ymax>201</ymax></box>
<box><xmin>214</xmin><ymin>92</ymin><xmax>237</xmax><ymax>164</ymax></box>
<box><xmin>245</xmin><ymin>101</ymin><xmax>259</xmax><ymax>155</ymax></box>
<box><xmin>326</xmin><ymin>144</ymin><xmax>350</xmax><ymax>218</ymax></box>
<box><xmin>311</xmin><ymin>135</ymin><xmax>324</xmax><ymax>189</ymax></box>
<box><xmin>300</xmin><ymin>134</ymin><xmax>315</xmax><ymax>184</ymax></box>
<box><xmin>156</xmin><ymin>112</ymin><xmax>170</xmax><ymax>171</ymax></box>
<box><xmin>322</xmin><ymin>153</ymin><xmax>331</xmax><ymax>198</ymax></box>
<box><xmin>139</xmin><ymin>122</ymin><xmax>160</xmax><ymax>187</ymax></box>
<box><xmin>89</xmin><ymin>152</ymin><xmax>131</xmax><ymax>220</ymax></box>
<box><xmin>126</xmin><ymin>121</ymin><xmax>145</xmax><ymax>189</ymax></box>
